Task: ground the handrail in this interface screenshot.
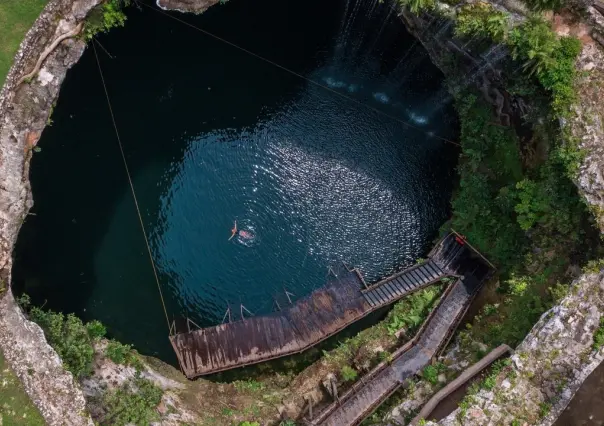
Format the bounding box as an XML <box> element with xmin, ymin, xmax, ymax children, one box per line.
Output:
<box><xmin>409</xmin><ymin>344</ymin><xmax>512</xmax><ymax>426</ymax></box>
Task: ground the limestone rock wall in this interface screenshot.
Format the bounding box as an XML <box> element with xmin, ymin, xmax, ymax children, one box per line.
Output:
<box><xmin>0</xmin><ymin>0</ymin><xmax>101</xmax><ymax>424</ymax></box>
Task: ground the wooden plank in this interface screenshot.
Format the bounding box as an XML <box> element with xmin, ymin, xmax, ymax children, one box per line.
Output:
<box><xmin>382</xmin><ymin>283</ymin><xmax>397</xmax><ymax>299</ymax></box>
<box><xmin>375</xmin><ymin>284</ymin><xmax>392</xmax><ymax>300</ymax></box>
<box><xmin>409</xmin><ymin>269</ymin><xmax>425</xmax><ymax>284</ymax></box>
<box><xmin>367</xmin><ymin>290</ymin><xmax>384</xmax><ymax>306</ymax></box>
<box><xmin>425</xmin><ymin>262</ymin><xmax>441</xmax><ymax>279</ymax></box>
<box><xmin>404</xmin><ymin>272</ymin><xmax>419</xmax><ymax>287</ymax></box>
<box><xmin>416</xmin><ymin>266</ymin><xmax>432</xmax><ymax>282</ymax></box>
<box><xmin>374</xmin><ymin>286</ymin><xmax>390</xmax><ymax>303</ymax></box>
<box><xmin>396</xmin><ymin>277</ymin><xmax>410</xmax><ymax>291</ymax></box>
<box><xmin>384</xmin><ymin>282</ymin><xmax>400</xmax><ymax>298</ymax></box>
<box><xmin>388</xmin><ymin>280</ymin><xmax>404</xmax><ymax>297</ymax></box>
<box><xmin>400</xmin><ymin>274</ymin><xmax>414</xmax><ymax>290</ymax></box>
<box><xmin>363</xmin><ymin>293</ymin><xmax>376</xmax><ymax>306</ymax></box>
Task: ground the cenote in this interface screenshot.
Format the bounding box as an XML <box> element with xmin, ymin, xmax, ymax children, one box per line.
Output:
<box><xmin>13</xmin><ymin>0</ymin><xmax>459</xmax><ymax>363</ymax></box>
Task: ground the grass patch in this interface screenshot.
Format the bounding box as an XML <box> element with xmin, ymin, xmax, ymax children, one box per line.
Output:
<box><xmin>0</xmin><ymin>0</ymin><xmax>47</xmax><ymax>86</ymax></box>
<box><xmin>0</xmin><ymin>349</ymin><xmax>45</xmax><ymax>425</ymax></box>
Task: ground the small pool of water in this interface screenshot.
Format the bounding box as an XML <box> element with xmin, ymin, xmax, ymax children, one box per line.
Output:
<box><xmin>13</xmin><ymin>0</ymin><xmax>458</xmax><ymax>361</ymax></box>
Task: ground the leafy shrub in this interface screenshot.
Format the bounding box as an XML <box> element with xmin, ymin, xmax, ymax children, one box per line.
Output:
<box><xmin>509</xmin><ymin>17</ymin><xmax>558</xmax><ymax>77</ymax></box>
<box><xmin>386</xmin><ymin>286</ymin><xmax>440</xmax><ymax>335</ymax></box>
<box><xmin>102</xmin><ymin>375</ymin><xmax>163</xmax><ymax>426</ymax></box>
<box><xmin>105</xmin><ymin>340</ymin><xmax>143</xmax><ymax>370</ymax></box>
<box><xmin>28</xmin><ymin>307</ymin><xmax>104</xmax><ymax>378</ymax></box>
<box><xmin>340</xmin><ymin>365</ymin><xmax>358</xmax><ymax>382</ymax></box>
<box><xmin>455</xmin><ymin>3</ymin><xmax>509</xmax><ymax>42</ymax></box>
<box><xmin>239</xmin><ymin>423</ymin><xmax>261</xmax><ymax>426</ymax></box>
<box><xmin>524</xmin><ymin>0</ymin><xmax>564</xmax><ymax>11</ymax></box>
<box><xmin>422</xmin><ymin>364</ymin><xmax>439</xmax><ymax>384</ymax></box>
<box><xmin>538</xmin><ymin>36</ymin><xmax>582</xmax><ymax>117</ymax></box>
<box><xmin>514</xmin><ymin>179</ymin><xmax>550</xmax><ymax>230</ymax></box>
<box><xmin>84</xmin><ymin>0</ymin><xmax>131</xmax><ymax>40</ymax></box>
<box><xmin>398</xmin><ymin>0</ymin><xmax>435</xmax><ymax>14</ymax></box>
<box><xmin>87</xmin><ymin>320</ymin><xmax>107</xmax><ymax>340</ymax></box>
<box><xmin>593</xmin><ymin>317</ymin><xmax>604</xmax><ymax>351</ymax></box>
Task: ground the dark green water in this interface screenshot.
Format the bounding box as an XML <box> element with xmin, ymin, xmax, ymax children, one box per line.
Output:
<box><xmin>13</xmin><ymin>0</ymin><xmax>458</xmax><ymax>362</ymax></box>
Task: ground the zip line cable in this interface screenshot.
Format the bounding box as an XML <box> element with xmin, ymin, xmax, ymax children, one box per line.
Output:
<box><xmin>139</xmin><ymin>1</ymin><xmax>461</xmax><ymax>147</ymax></box>
<box><xmin>92</xmin><ymin>42</ymin><xmax>172</xmax><ymax>332</ymax></box>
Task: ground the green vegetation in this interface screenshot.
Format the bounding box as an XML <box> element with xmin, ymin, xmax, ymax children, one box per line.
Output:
<box><xmin>447</xmin><ymin>6</ymin><xmax>592</xmax><ymax>350</ymax></box>
<box><xmin>455</xmin><ymin>3</ymin><xmax>510</xmax><ymax>42</ymax></box>
<box><xmin>386</xmin><ymin>285</ymin><xmax>442</xmax><ymax>335</ymax></box>
<box><xmin>510</xmin><ymin>18</ymin><xmax>582</xmax><ymax>118</ymax></box>
<box><xmin>105</xmin><ymin>340</ymin><xmax>144</xmax><ymax>370</ymax></box>
<box><xmin>422</xmin><ymin>362</ymin><xmax>446</xmax><ymax>385</ymax></box>
<box><xmin>233</xmin><ymin>379</ymin><xmax>265</xmax><ymax>392</ymax></box>
<box><xmin>524</xmin><ymin>0</ymin><xmax>564</xmax><ymax>11</ymax></box>
<box><xmin>0</xmin><ymin>0</ymin><xmax>47</xmax><ymax>85</ymax></box>
<box><xmin>101</xmin><ymin>374</ymin><xmax>163</xmax><ymax>426</ymax></box>
<box><xmin>238</xmin><ymin>422</ymin><xmax>261</xmax><ymax>426</ymax></box>
<box><xmin>340</xmin><ymin>365</ymin><xmax>358</xmax><ymax>382</ymax></box>
<box><xmin>398</xmin><ymin>0</ymin><xmax>435</xmax><ymax>14</ymax></box>
<box><xmin>18</xmin><ymin>295</ymin><xmax>105</xmax><ymax>378</ymax></box>
<box><xmin>592</xmin><ymin>317</ymin><xmax>604</xmax><ymax>351</ymax></box>
<box><xmin>0</xmin><ymin>349</ymin><xmax>45</xmax><ymax>425</ymax></box>
<box><xmin>84</xmin><ymin>0</ymin><xmax>130</xmax><ymax>40</ymax></box>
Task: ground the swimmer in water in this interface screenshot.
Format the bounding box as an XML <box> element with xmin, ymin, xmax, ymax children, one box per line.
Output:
<box><xmin>229</xmin><ymin>220</ymin><xmax>237</xmax><ymax>241</ymax></box>
<box><xmin>239</xmin><ymin>230</ymin><xmax>253</xmax><ymax>239</ymax></box>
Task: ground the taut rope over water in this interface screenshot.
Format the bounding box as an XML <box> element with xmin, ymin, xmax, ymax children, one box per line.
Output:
<box><xmin>92</xmin><ymin>42</ymin><xmax>172</xmax><ymax>332</ymax></box>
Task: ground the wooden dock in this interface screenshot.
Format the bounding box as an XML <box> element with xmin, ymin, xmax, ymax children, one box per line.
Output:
<box><xmin>169</xmin><ymin>233</ymin><xmax>476</xmax><ymax>378</ymax></box>
<box><xmin>310</xmin><ymin>238</ymin><xmax>493</xmax><ymax>426</ymax></box>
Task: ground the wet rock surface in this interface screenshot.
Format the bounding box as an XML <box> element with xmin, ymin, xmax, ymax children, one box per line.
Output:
<box><xmin>156</xmin><ymin>0</ymin><xmax>220</xmax><ymax>13</ymax></box>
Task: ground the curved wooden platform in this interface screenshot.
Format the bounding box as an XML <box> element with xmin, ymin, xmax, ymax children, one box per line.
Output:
<box><xmin>169</xmin><ymin>233</ymin><xmax>481</xmax><ymax>378</ymax></box>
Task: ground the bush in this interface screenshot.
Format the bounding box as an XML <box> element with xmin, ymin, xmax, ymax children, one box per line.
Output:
<box><xmin>102</xmin><ymin>375</ymin><xmax>163</xmax><ymax>426</ymax></box>
<box><xmin>87</xmin><ymin>320</ymin><xmax>107</xmax><ymax>340</ymax></box>
<box><xmin>105</xmin><ymin>340</ymin><xmax>143</xmax><ymax>370</ymax></box>
<box><xmin>455</xmin><ymin>3</ymin><xmax>510</xmax><ymax>42</ymax></box>
<box><xmin>28</xmin><ymin>307</ymin><xmax>104</xmax><ymax>378</ymax></box>
<box><xmin>524</xmin><ymin>0</ymin><xmax>564</xmax><ymax>11</ymax></box>
<box><xmin>509</xmin><ymin>17</ymin><xmax>558</xmax><ymax>77</ymax></box>
<box><xmin>84</xmin><ymin>0</ymin><xmax>131</xmax><ymax>40</ymax></box>
<box><xmin>386</xmin><ymin>286</ymin><xmax>441</xmax><ymax>335</ymax></box>
<box><xmin>398</xmin><ymin>0</ymin><xmax>435</xmax><ymax>14</ymax></box>
<box><xmin>593</xmin><ymin>318</ymin><xmax>604</xmax><ymax>351</ymax></box>
<box><xmin>340</xmin><ymin>365</ymin><xmax>358</xmax><ymax>382</ymax></box>
<box><xmin>538</xmin><ymin>36</ymin><xmax>582</xmax><ymax>117</ymax></box>
<box><xmin>422</xmin><ymin>364</ymin><xmax>439</xmax><ymax>384</ymax></box>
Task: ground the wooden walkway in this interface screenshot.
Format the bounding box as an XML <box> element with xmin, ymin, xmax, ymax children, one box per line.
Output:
<box><xmin>169</xmin><ymin>233</ymin><xmax>475</xmax><ymax>378</ymax></box>
<box><xmin>310</xmin><ymin>238</ymin><xmax>493</xmax><ymax>426</ymax></box>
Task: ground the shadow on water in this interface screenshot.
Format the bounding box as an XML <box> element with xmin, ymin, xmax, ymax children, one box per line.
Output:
<box><xmin>12</xmin><ymin>0</ymin><xmax>459</xmax><ymax>366</ymax></box>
